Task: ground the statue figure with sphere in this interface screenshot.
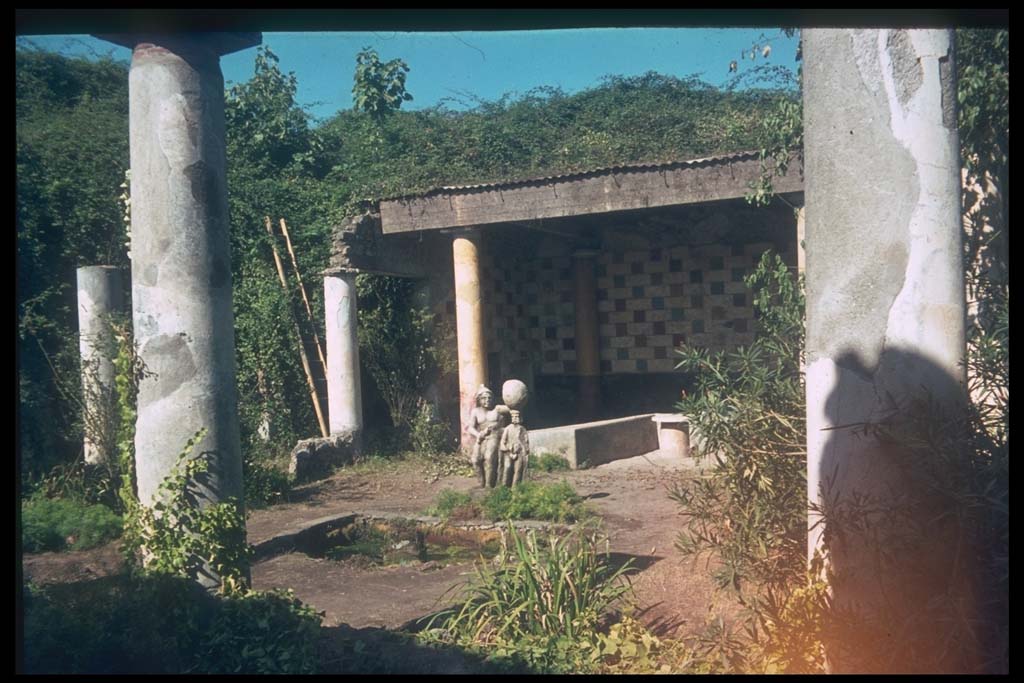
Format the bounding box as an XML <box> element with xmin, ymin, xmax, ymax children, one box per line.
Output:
<box><xmin>466</xmin><ymin>380</ymin><xmax>531</xmax><ymax>488</ymax></box>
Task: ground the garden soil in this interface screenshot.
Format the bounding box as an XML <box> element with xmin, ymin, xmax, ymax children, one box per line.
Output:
<box><xmin>22</xmin><ymin>450</ymin><xmax>742</xmax><ymax>642</ymax></box>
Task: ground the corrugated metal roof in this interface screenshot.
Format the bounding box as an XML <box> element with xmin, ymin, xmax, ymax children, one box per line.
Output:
<box><xmin>379</xmin><ymin>150</ymin><xmax>762</xmax><ymax>202</ymax></box>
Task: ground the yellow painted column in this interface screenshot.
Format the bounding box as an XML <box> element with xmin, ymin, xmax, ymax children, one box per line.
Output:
<box><xmin>452</xmin><ymin>230</ymin><xmax>487</xmax><ymax>451</ymax></box>
<box><xmin>573</xmin><ymin>249</ymin><xmax>601</xmax><ymax>421</ymax></box>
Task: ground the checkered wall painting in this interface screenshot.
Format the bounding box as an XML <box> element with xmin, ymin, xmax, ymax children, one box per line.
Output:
<box><xmin>432</xmin><ymin>237</ymin><xmax>796</xmax><ymax>377</ymax></box>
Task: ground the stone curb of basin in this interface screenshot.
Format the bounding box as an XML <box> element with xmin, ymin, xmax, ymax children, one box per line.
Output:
<box><xmin>251</xmin><ymin>509</ymin><xmax>575</xmax><ymax>562</ymax></box>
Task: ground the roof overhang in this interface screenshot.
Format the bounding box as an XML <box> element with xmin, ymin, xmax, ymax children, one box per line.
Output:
<box><xmin>379</xmin><ymin>151</ymin><xmax>803</xmax><ymax>235</ymax></box>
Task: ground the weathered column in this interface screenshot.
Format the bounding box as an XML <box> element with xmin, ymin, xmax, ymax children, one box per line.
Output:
<box><xmin>573</xmin><ymin>249</ymin><xmax>601</xmax><ymax>420</ymax></box>
<box><xmin>77</xmin><ymin>266</ymin><xmax>124</xmax><ymax>465</ymax></box>
<box><xmin>804</xmin><ymin>30</ymin><xmax>971</xmax><ymax>672</ymax></box>
<box><xmin>452</xmin><ymin>230</ymin><xmax>487</xmax><ymax>451</ymax></box>
<box><xmin>795</xmin><ymin>206</ymin><xmax>806</xmax><ymax>275</ymax></box>
<box><xmin>324</xmin><ymin>269</ymin><xmax>363</xmax><ymax>442</ymax></box>
<box><xmin>108</xmin><ymin>34</ymin><xmax>259</xmax><ymax>534</ymax></box>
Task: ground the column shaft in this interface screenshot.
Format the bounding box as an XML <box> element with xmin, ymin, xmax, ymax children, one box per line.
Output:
<box><xmin>324</xmin><ymin>271</ymin><xmax>363</xmax><ymax>437</ymax></box>
<box><xmin>128</xmin><ymin>40</ymin><xmax>242</xmax><ymax>513</ymax></box>
<box><xmin>573</xmin><ymin>250</ymin><xmax>601</xmax><ymax>420</ymax></box>
<box><xmin>804</xmin><ymin>29</ymin><xmax>971</xmax><ymax>672</ymax></box>
<box><xmin>77</xmin><ymin>266</ymin><xmax>124</xmax><ymax>465</ymax></box>
<box><xmin>453</xmin><ymin>232</ymin><xmax>487</xmax><ymax>450</ymax></box>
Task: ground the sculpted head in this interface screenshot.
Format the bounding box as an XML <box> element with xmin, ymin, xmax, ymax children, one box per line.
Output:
<box><xmin>475</xmin><ymin>385</ymin><xmax>494</xmax><ymax>409</ymax></box>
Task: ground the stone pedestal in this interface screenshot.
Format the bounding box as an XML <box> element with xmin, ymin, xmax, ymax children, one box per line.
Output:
<box><xmin>324</xmin><ymin>269</ymin><xmax>362</xmax><ymax>447</ymax></box>
<box><xmin>452</xmin><ymin>230</ymin><xmax>487</xmax><ymax>451</ymax></box>
<box><xmin>651</xmin><ymin>414</ymin><xmax>690</xmax><ymax>458</ymax></box>
<box><xmin>77</xmin><ymin>266</ymin><xmax>124</xmax><ymax>465</ymax></box>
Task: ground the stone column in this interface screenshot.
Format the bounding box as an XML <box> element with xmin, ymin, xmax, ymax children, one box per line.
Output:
<box><xmin>77</xmin><ymin>266</ymin><xmax>124</xmax><ymax>465</ymax></box>
<box><xmin>795</xmin><ymin>206</ymin><xmax>806</xmax><ymax>275</ymax></box>
<box><xmin>573</xmin><ymin>249</ymin><xmax>601</xmax><ymax>420</ymax></box>
<box><xmin>804</xmin><ymin>30</ymin><xmax>971</xmax><ymax>672</ymax></box>
<box><xmin>113</xmin><ymin>34</ymin><xmax>258</xmax><ymax>532</ymax></box>
<box><xmin>324</xmin><ymin>269</ymin><xmax>363</xmax><ymax>441</ymax></box>
<box><xmin>452</xmin><ymin>230</ymin><xmax>487</xmax><ymax>451</ymax></box>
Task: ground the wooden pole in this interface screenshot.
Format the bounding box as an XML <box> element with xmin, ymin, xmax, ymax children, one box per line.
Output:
<box><xmin>266</xmin><ymin>217</ymin><xmax>329</xmax><ymax>438</ymax></box>
<box><xmin>278</xmin><ymin>218</ymin><xmax>328</xmax><ymax>375</ymax></box>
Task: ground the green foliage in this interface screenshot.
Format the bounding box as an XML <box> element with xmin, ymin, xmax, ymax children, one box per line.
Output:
<box><xmin>17</xmin><ymin>49</ymin><xmax>130</xmax><ymax>479</ymax></box>
<box><xmin>23</xmin><ymin>576</ymin><xmax>322</xmax><ymax>674</ymax></box>
<box><xmin>352</xmin><ymin>48</ymin><xmax>413</xmax><ymax>125</ymax></box>
<box><xmin>242</xmin><ymin>455</ymin><xmax>292</xmax><ymax>509</ymax></box>
<box><xmin>672</xmin><ymin>251</ymin><xmax>806</xmax><ymax>596</ymax></box>
<box><xmin>21</xmin><ymin>495</ymin><xmax>122</xmax><ymax>553</ymax></box>
<box><xmin>427</xmin><ymin>489</ymin><xmax>479</xmax><ymax>520</ymax></box>
<box><xmin>533</xmin><ymin>451</ymin><xmax>571</xmax><ymax>472</ymax></box>
<box><xmin>122</xmin><ymin>430</ymin><xmax>252</xmax><ymax>595</ymax></box>
<box><xmin>422</xmin><ymin>524</ymin><xmax>634</xmax><ymax>674</ymax></box>
<box><xmin>480</xmin><ymin>481</ymin><xmax>588</xmax><ymax>523</ymax></box>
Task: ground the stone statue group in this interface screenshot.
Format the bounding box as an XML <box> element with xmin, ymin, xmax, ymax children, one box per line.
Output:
<box><xmin>467</xmin><ymin>380</ymin><xmax>531</xmax><ymax>488</ymax></box>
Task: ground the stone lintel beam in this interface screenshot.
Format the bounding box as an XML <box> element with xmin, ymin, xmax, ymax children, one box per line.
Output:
<box><xmin>379</xmin><ymin>153</ymin><xmax>804</xmax><ymax>234</ymax></box>
<box><xmin>94</xmin><ymin>32</ymin><xmax>261</xmax><ymax>56</ymax></box>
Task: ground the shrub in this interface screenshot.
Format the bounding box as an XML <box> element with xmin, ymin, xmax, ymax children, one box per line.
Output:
<box><xmin>427</xmin><ymin>489</ymin><xmax>479</xmax><ymax>520</ymax></box>
<box><xmin>480</xmin><ymin>481</ymin><xmax>586</xmax><ymax>523</ymax></box>
<box><xmin>243</xmin><ymin>454</ymin><xmax>291</xmax><ymax>509</ymax></box>
<box><xmin>22</xmin><ymin>575</ymin><xmax>322</xmax><ymax>674</ymax></box>
<box><xmin>21</xmin><ymin>495</ymin><xmax>122</xmax><ymax>553</ymax></box>
<box><xmin>533</xmin><ymin>451</ymin><xmax>570</xmax><ymax>472</ymax></box>
<box><xmin>422</xmin><ymin>524</ymin><xmax>634</xmax><ymax>673</ymax></box>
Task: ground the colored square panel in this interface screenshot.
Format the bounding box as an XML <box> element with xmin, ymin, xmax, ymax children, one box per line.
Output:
<box><xmin>692</xmin><ymin>320</ymin><xmax>705</xmax><ymax>333</ymax></box>
<box><xmin>710</xmin><ymin>256</ymin><xmax>724</xmax><ymax>270</ymax></box>
<box><xmin>731</xmin><ymin>243</ymin><xmax>744</xmax><ymax>256</ymax></box>
<box><xmin>652</xmin><ymin>297</ymin><xmax>664</xmax><ymax>310</ymax></box>
<box><xmin>617</xmin><ymin>348</ymin><xmax>629</xmax><ymax>360</ymax></box>
<box><xmin>734</xmin><ymin>319</ymin><xmax>748</xmax><ymax>333</ymax></box>
<box><xmin>731</xmin><ymin>267</ymin><xmax>746</xmax><ymax>282</ymax></box>
<box><xmin>541</xmin><ymin>258</ymin><xmax>553</xmax><ymax>270</ymax></box>
<box><xmin>612</xmin><ymin>252</ymin><xmax>625</xmax><ymax>264</ymax></box>
<box><xmin>650</xmin><ymin>272</ymin><xmax>664</xmax><ymax>286</ymax></box>
<box><xmin>601</xmin><ymin>360</ymin><xmax>612</xmax><ymax>373</ymax></box>
<box><xmin>562</xmin><ymin>338</ymin><xmax>575</xmax><ymax>350</ymax></box>
<box><xmin>614</xmin><ymin>275</ymin><xmax>626</xmax><ymax>288</ymax></box>
<box><xmin>712</xmin><ymin>306</ymin><xmax>725</xmax><ymax>320</ymax></box>
<box><xmin>596</xmin><ymin>264</ymin><xmax>607</xmax><ymax>277</ymax></box>
<box><xmin>636</xmin><ymin>359</ymin><xmax>648</xmax><ymax>372</ymax></box>
<box><xmin>690</xmin><ymin>294</ymin><xmax>703</xmax><ymax>308</ymax></box>
<box><xmin>615</xmin><ymin>299</ymin><xmax>626</xmax><ymax>312</ymax></box>
<box><xmin>670</xmin><ymin>284</ymin><xmax>684</xmax><ymax>297</ymax></box>
<box><xmin>671</xmin><ymin>308</ymin><xmax>685</xmax><ymax>321</ymax></box>
<box><xmin>733</xmin><ymin>293</ymin><xmax>746</xmax><ymax>307</ymax></box>
<box><xmin>673</xmin><ymin>334</ymin><xmax>687</xmax><ymax>346</ymax></box>
<box><xmin>650</xmin><ymin>248</ymin><xmax>663</xmax><ymax>261</ymax></box>
<box><xmin>560</xmin><ymin>290</ymin><xmax>573</xmax><ymax>303</ymax></box>
<box><xmin>654</xmin><ymin>346</ymin><xmax>667</xmax><ymax>359</ymax></box>
<box><xmin>631</xmin><ymin>261</ymin><xmax>643</xmax><ymax>275</ymax></box>
<box><xmin>634</xmin><ymin>310</ymin><xmax>645</xmax><ymax>323</ymax></box>
<box><xmin>635</xmin><ymin>335</ymin><xmax>647</xmax><ymax>347</ymax></box>
<box><xmin>669</xmin><ymin>258</ymin><xmax>682</xmax><ymax>272</ymax></box>
<box><xmin>544</xmin><ymin>303</ymin><xmax>556</xmax><ymax>315</ymax></box>
<box><xmin>710</xmin><ymin>282</ymin><xmax>724</xmax><ymax>295</ymax></box>
<box><xmin>653</xmin><ymin>321</ymin><xmax>666</xmax><ymax>335</ymax></box>
<box><xmin>690</xmin><ymin>270</ymin><xmax>703</xmax><ymax>283</ymax></box>
<box><xmin>615</xmin><ymin>322</ymin><xmax>628</xmax><ymax>337</ymax></box>
<box><xmin>563</xmin><ymin>360</ymin><xmax>577</xmax><ymax>373</ymax></box>
<box><xmin>546</xmin><ymin>327</ymin><xmax>557</xmax><ymax>339</ymax></box>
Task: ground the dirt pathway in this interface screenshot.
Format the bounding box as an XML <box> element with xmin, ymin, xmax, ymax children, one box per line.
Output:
<box><xmin>23</xmin><ymin>450</ymin><xmax>739</xmax><ymax>640</ymax></box>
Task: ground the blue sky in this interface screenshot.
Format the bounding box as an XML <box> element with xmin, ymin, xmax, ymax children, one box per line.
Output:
<box><xmin>19</xmin><ymin>29</ymin><xmax>799</xmax><ymax>122</ymax></box>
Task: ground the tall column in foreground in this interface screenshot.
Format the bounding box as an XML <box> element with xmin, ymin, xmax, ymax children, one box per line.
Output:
<box><xmin>804</xmin><ymin>29</ymin><xmax>974</xmax><ymax>672</ymax></box>
<box><xmin>112</xmin><ymin>34</ymin><xmax>259</xmax><ymax>557</ymax></box>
